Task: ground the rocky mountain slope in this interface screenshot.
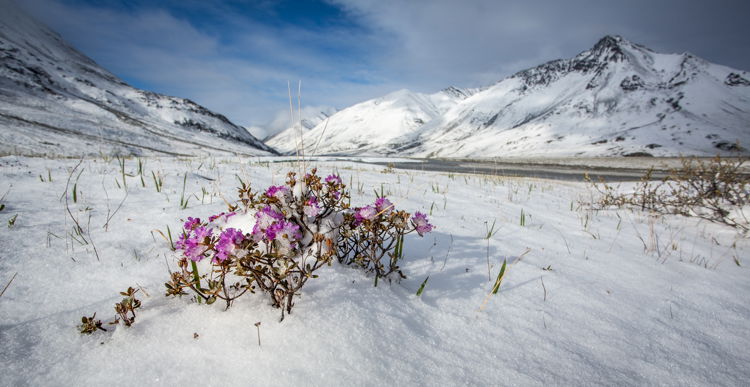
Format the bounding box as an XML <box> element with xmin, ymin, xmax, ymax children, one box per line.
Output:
<box><xmin>295</xmin><ymin>36</ymin><xmax>750</xmax><ymax>158</ymax></box>
<box><xmin>0</xmin><ymin>0</ymin><xmax>275</xmax><ymax>157</ymax></box>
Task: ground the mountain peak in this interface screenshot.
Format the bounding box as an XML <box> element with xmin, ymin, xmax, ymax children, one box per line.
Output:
<box><xmin>588</xmin><ymin>35</ymin><xmax>627</xmax><ymax>62</ymax></box>
<box><xmin>441</xmin><ymin>86</ymin><xmax>471</xmax><ymax>99</ymax></box>
<box><xmin>593</xmin><ymin>35</ymin><xmax>624</xmax><ymax>49</ymax></box>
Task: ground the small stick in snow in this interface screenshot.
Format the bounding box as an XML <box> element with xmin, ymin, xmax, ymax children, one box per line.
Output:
<box><xmin>103</xmin><ymin>190</ymin><xmax>128</xmax><ymax>231</ymax></box>
<box><xmin>0</xmin><ymin>272</ymin><xmax>18</xmax><ymax>299</ymax></box>
<box><xmin>440</xmin><ymin>234</ymin><xmax>453</xmax><ymax>271</ymax></box>
<box><xmin>255</xmin><ymin>322</ymin><xmax>262</xmax><ymax>348</ymax></box>
<box><xmin>135</xmin><ymin>282</ymin><xmax>150</xmax><ymax>298</ymax></box>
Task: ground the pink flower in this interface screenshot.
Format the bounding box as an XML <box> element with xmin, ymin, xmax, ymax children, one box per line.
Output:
<box><xmin>375</xmin><ymin>197</ymin><xmax>393</xmax><ymax>214</ymax></box>
<box><xmin>268</xmin><ymin>221</ymin><xmax>301</xmax><ymax>241</ymax></box>
<box><xmin>325</xmin><ymin>174</ymin><xmax>342</xmax><ymax>185</ymax></box>
<box><xmin>176</xmin><ymin>226</ymin><xmax>213</xmax><ymax>262</ymax></box>
<box><xmin>175</xmin><ymin>232</ymin><xmax>190</xmax><ymax>251</ymax></box>
<box><xmin>214</xmin><ymin>228</ymin><xmax>244</xmax><ymax>262</ymax></box>
<box><xmin>354</xmin><ymin>205</ymin><xmax>377</xmax><ymax>225</ymax></box>
<box><xmin>265</xmin><ymin>185</ymin><xmax>289</xmax><ymax>200</ymax></box>
<box><xmin>183</xmin><ymin>217</ymin><xmax>201</xmax><ymax>231</ymax></box>
<box><xmin>412</xmin><ymin>211</ymin><xmax>434</xmax><ymax>236</ymax></box>
<box><xmin>252</xmin><ymin>205</ymin><xmax>284</xmax><ymax>240</ymax></box>
<box><xmin>193</xmin><ymin>226</ymin><xmax>212</xmax><ymax>242</ymax></box>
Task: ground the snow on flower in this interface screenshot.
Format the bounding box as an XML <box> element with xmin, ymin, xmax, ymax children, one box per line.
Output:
<box><xmin>354</xmin><ymin>205</ymin><xmax>377</xmax><ymax>225</ymax></box>
<box><xmin>268</xmin><ymin>221</ymin><xmax>302</xmax><ymax>253</ymax></box>
<box><xmin>374</xmin><ymin>197</ymin><xmax>393</xmax><ymax>214</ymax></box>
<box><xmin>214</xmin><ymin>228</ymin><xmax>244</xmax><ymax>262</ymax></box>
<box><xmin>265</xmin><ymin>185</ymin><xmax>289</xmax><ymax>200</ymax></box>
<box><xmin>252</xmin><ymin>205</ymin><xmax>284</xmax><ymax>240</ymax></box>
<box><xmin>209</xmin><ymin>212</ymin><xmax>236</xmax><ymax>223</ymax></box>
<box><xmin>412</xmin><ymin>211</ymin><xmax>434</xmax><ymax>236</ymax></box>
<box><xmin>303</xmin><ymin>196</ymin><xmax>321</xmax><ymax>217</ymax></box>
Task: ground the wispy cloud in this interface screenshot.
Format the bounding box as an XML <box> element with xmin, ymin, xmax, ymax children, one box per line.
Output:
<box><xmin>19</xmin><ymin>0</ymin><xmax>398</xmax><ymax>133</ymax></box>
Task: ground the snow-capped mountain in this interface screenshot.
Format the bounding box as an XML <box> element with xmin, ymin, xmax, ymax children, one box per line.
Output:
<box><xmin>0</xmin><ymin>0</ymin><xmax>275</xmax><ymax>157</ymax></box>
<box><xmin>299</xmin><ymin>36</ymin><xmax>750</xmax><ymax>158</ymax></box>
<box><xmin>287</xmin><ymin>87</ymin><xmax>476</xmax><ymax>155</ymax></box>
<box><xmin>265</xmin><ymin>108</ymin><xmax>336</xmax><ymax>152</ymax></box>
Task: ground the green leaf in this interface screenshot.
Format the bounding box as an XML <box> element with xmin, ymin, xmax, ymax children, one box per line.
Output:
<box><xmin>491</xmin><ymin>259</ymin><xmax>507</xmax><ymax>295</ymax></box>
<box><xmin>167</xmin><ymin>225</ymin><xmax>175</xmax><ymax>251</ymax></box>
<box><xmin>416</xmin><ymin>276</ymin><xmax>429</xmax><ymax>297</ymax></box>
<box><xmin>191</xmin><ymin>260</ymin><xmax>201</xmax><ymax>289</ymax></box>
<box><xmin>8</xmin><ymin>214</ymin><xmax>17</xmax><ymax>228</ymax></box>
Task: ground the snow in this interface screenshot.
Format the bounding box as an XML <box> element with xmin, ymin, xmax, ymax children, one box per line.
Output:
<box><xmin>1</xmin><ymin>155</ymin><xmax>748</xmax><ymax>385</ymax></box>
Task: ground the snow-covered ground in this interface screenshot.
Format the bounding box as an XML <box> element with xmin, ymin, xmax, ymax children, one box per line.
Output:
<box><xmin>1</xmin><ymin>156</ymin><xmax>748</xmax><ymax>385</ymax></box>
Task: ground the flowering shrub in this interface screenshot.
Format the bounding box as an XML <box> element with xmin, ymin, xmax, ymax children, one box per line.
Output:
<box><xmin>165</xmin><ymin>169</ymin><xmax>434</xmax><ymax>321</ymax></box>
<box><xmin>165</xmin><ymin>169</ymin><xmax>348</xmax><ymax>320</ymax></box>
<box><xmin>338</xmin><ymin>196</ymin><xmax>434</xmax><ymax>284</ymax></box>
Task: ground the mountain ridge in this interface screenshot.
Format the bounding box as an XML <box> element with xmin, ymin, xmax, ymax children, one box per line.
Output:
<box><xmin>0</xmin><ymin>0</ymin><xmax>276</xmax><ymax>157</ymax></box>
<box><xmin>290</xmin><ymin>35</ymin><xmax>750</xmax><ymax>158</ymax></box>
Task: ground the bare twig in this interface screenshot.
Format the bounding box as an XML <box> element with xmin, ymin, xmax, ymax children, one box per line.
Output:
<box><xmin>63</xmin><ymin>159</ymin><xmax>85</xmax><ymax>235</ymax></box>
<box><xmin>86</xmin><ymin>212</ymin><xmax>101</xmax><ymax>261</ymax></box>
<box><xmin>103</xmin><ymin>190</ymin><xmax>128</xmax><ymax>231</ymax></box>
<box><xmin>440</xmin><ymin>234</ymin><xmax>453</xmax><ymax>271</ymax></box>
<box><xmin>0</xmin><ymin>272</ymin><xmax>18</xmax><ymax>298</ymax></box>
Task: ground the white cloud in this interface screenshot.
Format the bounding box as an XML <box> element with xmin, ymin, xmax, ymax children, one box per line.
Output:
<box><xmin>330</xmin><ymin>0</ymin><xmax>750</xmax><ymax>88</ymax></box>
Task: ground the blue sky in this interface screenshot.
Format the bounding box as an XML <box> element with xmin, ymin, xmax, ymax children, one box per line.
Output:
<box><xmin>19</xmin><ymin>0</ymin><xmax>750</xmax><ymax>138</ymax></box>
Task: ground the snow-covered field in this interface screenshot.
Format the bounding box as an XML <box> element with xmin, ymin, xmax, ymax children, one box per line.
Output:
<box><xmin>1</xmin><ymin>156</ymin><xmax>748</xmax><ymax>385</ymax></box>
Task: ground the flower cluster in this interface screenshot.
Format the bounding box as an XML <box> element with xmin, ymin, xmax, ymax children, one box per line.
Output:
<box><xmin>167</xmin><ymin>169</ymin><xmax>434</xmax><ymax>320</ymax></box>
<box><xmin>175</xmin><ymin>218</ymin><xmax>213</xmax><ymax>262</ymax></box>
<box><xmin>215</xmin><ymin>228</ymin><xmax>244</xmax><ymax>262</ymax></box>
<box><xmin>338</xmin><ymin>196</ymin><xmax>433</xmax><ymax>283</ymax></box>
<box><xmin>167</xmin><ymin>169</ymin><xmax>350</xmax><ymax>320</ymax></box>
